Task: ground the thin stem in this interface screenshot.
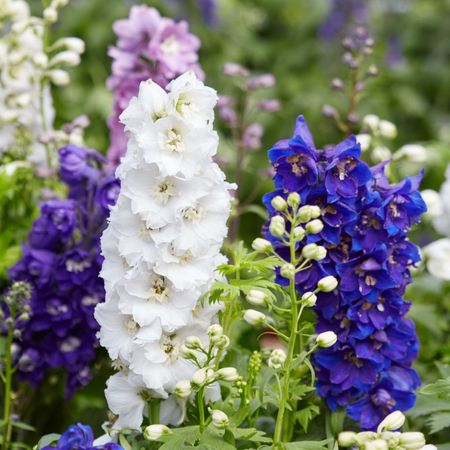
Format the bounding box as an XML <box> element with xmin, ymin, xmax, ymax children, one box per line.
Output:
<box><xmin>273</xmin><ymin>239</ymin><xmax>300</xmax><ymax>448</ymax></box>
<box><xmin>197</xmin><ymin>388</ymin><xmax>206</xmax><ymax>433</ymax></box>
<box><xmin>2</xmin><ymin>324</ymin><xmax>14</xmax><ymax>450</ymax></box>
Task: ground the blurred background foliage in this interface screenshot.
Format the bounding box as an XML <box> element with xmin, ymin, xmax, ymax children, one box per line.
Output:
<box><xmin>15</xmin><ymin>0</ymin><xmax>450</xmax><ymax>443</ymax></box>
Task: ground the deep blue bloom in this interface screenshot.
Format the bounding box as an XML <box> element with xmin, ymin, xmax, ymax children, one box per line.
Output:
<box><xmin>42</xmin><ymin>423</ymin><xmax>123</xmax><ymax>450</ymax></box>
<box><xmin>262</xmin><ymin>115</ymin><xmax>426</xmax><ymax>429</ymax></box>
<box><xmin>9</xmin><ymin>146</ymin><xmax>118</xmax><ymax>398</ymax></box>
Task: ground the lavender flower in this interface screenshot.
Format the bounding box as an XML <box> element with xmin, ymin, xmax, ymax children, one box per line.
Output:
<box><xmin>9</xmin><ymin>145</ymin><xmax>119</xmax><ymax>398</ymax></box>
<box><xmin>263</xmin><ymin>115</ymin><xmax>426</xmax><ymax>429</ymax></box>
<box><xmin>106</xmin><ymin>6</ymin><xmax>203</xmax><ymax>166</ymax></box>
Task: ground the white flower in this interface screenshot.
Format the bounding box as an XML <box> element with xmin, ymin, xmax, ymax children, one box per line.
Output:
<box><xmin>422</xmin><ymin>238</ymin><xmax>450</xmax><ymax>280</ymax></box>
<box><xmin>395</xmin><ymin>144</ymin><xmax>428</xmax><ymax>163</ymax></box>
<box><xmin>105</xmin><ymin>372</ymin><xmax>165</xmax><ymax>430</ymax></box>
<box><xmin>137</xmin><ymin>115</ymin><xmax>218</xmax><ymax>177</ymax></box>
<box><xmin>167</xmin><ymin>70</ymin><xmax>217</xmax><ymax>127</ymax></box>
<box><xmin>421</xmin><ymin>189</ymin><xmax>443</xmax><ymax>218</ymax></box>
<box><xmin>356</xmin><ymin>133</ymin><xmax>371</xmax><ymax>152</ymax></box>
<box><xmin>372</xmin><ymin>146</ymin><xmax>392</xmax><ymax>163</ymax></box>
<box><xmin>379</xmin><ymin>120</ymin><xmax>397</xmax><ymax>139</ymax></box>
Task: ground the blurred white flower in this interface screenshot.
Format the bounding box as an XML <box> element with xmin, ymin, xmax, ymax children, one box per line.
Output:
<box><xmin>422</xmin><ymin>238</ymin><xmax>450</xmax><ymax>280</ymax></box>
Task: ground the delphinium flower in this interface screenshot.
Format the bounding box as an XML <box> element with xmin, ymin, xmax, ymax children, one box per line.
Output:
<box><xmin>0</xmin><ymin>0</ymin><xmax>85</xmax><ymax>167</ymax></box>
<box><xmin>217</xmin><ymin>63</ymin><xmax>280</xmax><ymax>241</ymax></box>
<box><xmin>96</xmin><ymin>71</ymin><xmax>234</xmax><ymax>430</ymax></box>
<box><xmin>263</xmin><ymin>115</ymin><xmax>426</xmax><ymax>429</ymax></box>
<box><xmin>40</xmin><ymin>423</ymin><xmax>123</xmax><ymax>450</ymax></box>
<box><xmin>8</xmin><ymin>145</ymin><xmax>119</xmax><ymax>397</ymax></box>
<box><xmin>106</xmin><ymin>5</ymin><xmax>204</xmax><ymax>167</ymax></box>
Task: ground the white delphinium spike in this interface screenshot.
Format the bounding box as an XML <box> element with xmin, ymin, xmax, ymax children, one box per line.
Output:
<box><xmin>96</xmin><ymin>72</ymin><xmax>234</xmax><ymax>430</ymax></box>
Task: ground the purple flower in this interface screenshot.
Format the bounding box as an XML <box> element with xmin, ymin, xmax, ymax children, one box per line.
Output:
<box><xmin>262</xmin><ymin>114</ymin><xmax>426</xmax><ymax>429</ymax></box>
<box><xmin>243</xmin><ymin>123</ymin><xmax>264</xmax><ymax>150</ymax></box>
<box><xmin>9</xmin><ymin>146</ymin><xmax>118</xmax><ymax>398</ymax></box>
<box><xmin>42</xmin><ymin>423</ymin><xmax>123</xmax><ymax>450</ymax></box>
<box><xmin>106</xmin><ymin>6</ymin><xmax>203</xmax><ymax>166</ymax></box>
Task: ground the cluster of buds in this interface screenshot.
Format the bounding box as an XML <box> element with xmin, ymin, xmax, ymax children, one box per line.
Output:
<box><xmin>0</xmin><ymin>281</ymin><xmax>31</xmax><ymax>340</ymax></box>
<box><xmin>338</xmin><ymin>411</ymin><xmax>436</xmax><ymax>450</ymax></box>
<box><xmin>322</xmin><ymin>27</ymin><xmax>378</xmax><ymax>134</ymax></box>
<box><xmin>218</xmin><ymin>62</ymin><xmax>280</xmax><ymax>153</ymax></box>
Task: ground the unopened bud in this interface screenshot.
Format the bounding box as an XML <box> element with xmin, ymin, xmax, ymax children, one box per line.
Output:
<box><xmin>280</xmin><ymin>263</ymin><xmax>296</xmax><ymax>280</ymax></box>
<box><xmin>379</xmin><ymin>120</ymin><xmax>397</xmax><ymax>139</ymax></box>
<box><xmin>48</xmin><ymin>69</ymin><xmax>70</xmax><ymax>86</ymax></box>
<box><xmin>301</xmin><ymin>292</ymin><xmax>317</xmax><ymax>307</ymax></box>
<box><xmin>211</xmin><ymin>409</ymin><xmax>229</xmax><ymax>429</ymax></box>
<box><xmin>287</xmin><ymin>192</ymin><xmax>301</xmax><ymax>208</ymax></box>
<box><xmin>338</xmin><ymin>431</ymin><xmax>357</xmax><ymax>447</ymax></box>
<box><xmin>302</xmin><ymin>243</ymin><xmax>327</xmax><ymax>261</ymax></box>
<box><xmin>53</xmin><ymin>37</ymin><xmax>85</xmax><ymax>54</ymax></box>
<box><xmin>43</xmin><ymin>7</ymin><xmax>57</xmax><ymax>22</ymax></box>
<box><xmin>246</xmin><ymin>289</ymin><xmax>267</xmax><ymax>306</ymax></box>
<box><xmin>180</xmin><ymin>345</ymin><xmax>197</xmax><ymax>360</ymax></box>
<box><xmin>50</xmin><ymin>51</ymin><xmax>81</xmax><ymax>67</ymax></box>
<box><xmin>363</xmin><ymin>114</ymin><xmax>380</xmax><ymax>132</ymax></box>
<box><xmin>293</xmin><ymin>226</ymin><xmax>306</xmax><ymax>241</ymax></box>
<box><xmin>399</xmin><ymin>432</ymin><xmax>426</xmax><ymax>449</ymax></box>
<box><xmin>243</xmin><ymin>309</ymin><xmax>266</xmax><ymax>326</ymax></box>
<box><xmin>377</xmin><ymin>411</ymin><xmax>405</xmax><ymax>433</ymax></box>
<box><xmin>269</xmin><ymin>216</ymin><xmax>285</xmax><ymax>237</ymax></box>
<box><xmin>144</xmin><ymin>424</ymin><xmax>172</xmax><ymax>441</ymax></box>
<box><xmin>184</xmin><ymin>336</ymin><xmax>203</xmax><ymax>350</ymax></box>
<box><xmin>317</xmin><ymin>276</ymin><xmax>338</xmax><ymax>292</ymax></box>
<box><xmin>216</xmin><ymin>367</ymin><xmax>239</xmax><ymax>381</ymax></box>
<box><xmin>268</xmin><ymin>348</ymin><xmax>287</xmax><ymax>369</ymax></box>
<box><xmin>365</xmin><ymin>440</ymin><xmax>388</xmax><ymax>450</ymax></box>
<box><xmin>306</xmin><ymin>219</ymin><xmax>323</xmax><ymax>234</ymax></box>
<box><xmin>356</xmin><ymin>133</ymin><xmax>372</xmax><ymax>152</ymax></box>
<box><xmin>316</xmin><ymin>331</ymin><xmax>337</xmax><ymax>348</ymax></box>
<box><xmin>191</xmin><ymin>368</ymin><xmax>215</xmax><ymax>388</ymax></box>
<box><xmin>33</xmin><ymin>53</ymin><xmax>48</xmax><ymax>68</ymax></box>
<box><xmin>174</xmin><ymin>380</ymin><xmax>191</xmax><ymax>398</ymax></box>
<box><xmin>271</xmin><ymin>195</ymin><xmax>287</xmax><ymax>211</ymax></box>
<box><xmin>252</xmin><ymin>238</ymin><xmax>272</xmax><ymax>253</ymax></box>
<box><xmin>207</xmin><ymin>324</ymin><xmax>223</xmax><ymax>342</ymax></box>
<box><xmin>214</xmin><ymin>335</ymin><xmax>230</xmax><ymax>349</ymax></box>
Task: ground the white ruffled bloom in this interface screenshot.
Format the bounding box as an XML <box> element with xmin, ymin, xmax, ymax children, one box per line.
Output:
<box><xmin>96</xmin><ymin>72</ymin><xmax>234</xmax><ymax>430</ymax></box>
<box><xmin>422</xmin><ymin>238</ymin><xmax>450</xmax><ymax>281</ymax></box>
<box><xmin>0</xmin><ymin>0</ymin><xmax>84</xmax><ymax>166</ymax></box>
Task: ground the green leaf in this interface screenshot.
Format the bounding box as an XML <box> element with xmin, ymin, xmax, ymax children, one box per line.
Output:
<box><xmin>426</xmin><ymin>412</ymin><xmax>450</xmax><ymax>434</ymax></box>
<box><xmin>118</xmin><ymin>434</ymin><xmax>132</xmax><ymax>450</ymax></box>
<box><xmin>421</xmin><ymin>378</ymin><xmax>450</xmax><ymax>398</ymax></box>
<box><xmin>409</xmin><ymin>394</ymin><xmax>450</xmax><ymax>417</ymax></box>
<box><xmin>295</xmin><ymin>404</ymin><xmax>320</xmax><ymax>432</ymax></box>
<box><xmin>284</xmin><ymin>440</ymin><xmax>329</xmax><ymax>450</ymax></box>
<box><xmin>159</xmin><ymin>426</ymin><xmax>201</xmax><ymax>449</ymax></box>
<box><xmin>229</xmin><ymin>427</ymin><xmax>272</xmax><ymax>444</ymax></box>
<box><xmin>198</xmin><ymin>427</ymin><xmax>236</xmax><ymax>450</ymax></box>
<box><xmin>36</xmin><ymin>434</ymin><xmax>60</xmax><ymax>449</ymax></box>
<box><xmin>12</xmin><ymin>421</ymin><xmax>35</xmax><ymax>432</ymax></box>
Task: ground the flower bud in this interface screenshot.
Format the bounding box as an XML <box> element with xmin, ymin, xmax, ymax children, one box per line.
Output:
<box><xmin>191</xmin><ymin>368</ymin><xmax>215</xmax><ymax>388</ymax></box>
<box><xmin>356</xmin><ymin>133</ymin><xmax>372</xmax><ymax>152</ymax></box>
<box><xmin>372</xmin><ymin>146</ymin><xmax>392</xmax><ymax>163</ymax></box>
<box><xmin>243</xmin><ymin>309</ymin><xmax>266</xmax><ymax>326</ymax></box>
<box><xmin>365</xmin><ymin>439</ymin><xmax>388</xmax><ymax>450</ymax></box>
<box><xmin>421</xmin><ymin>446</ymin><xmax>438</xmax><ymax>450</ymax></box>
<box><xmin>395</xmin><ymin>144</ymin><xmax>428</xmax><ymax>163</ymax></box>
<box><xmin>302</xmin><ymin>243</ymin><xmax>327</xmax><ymax>261</ymax></box>
<box><xmin>144</xmin><ymin>424</ymin><xmax>172</xmax><ymax>441</ymax></box>
<box><xmin>377</xmin><ymin>411</ymin><xmax>405</xmax><ymax>433</ymax></box>
<box><xmin>379</xmin><ymin>120</ymin><xmax>397</xmax><ymax>139</ymax></box>
<box><xmin>180</xmin><ymin>345</ymin><xmax>197</xmax><ymax>360</ymax></box>
<box><xmin>316</xmin><ymin>331</ymin><xmax>337</xmax><ymax>348</ymax></box>
<box><xmin>280</xmin><ymin>263</ymin><xmax>296</xmax><ymax>280</ymax></box>
<box><xmin>317</xmin><ymin>276</ymin><xmax>338</xmax><ymax>292</ymax></box>
<box><xmin>207</xmin><ymin>324</ymin><xmax>223</xmax><ymax>342</ymax></box>
<box><xmin>306</xmin><ymin>219</ymin><xmax>323</xmax><ymax>234</ymax></box>
<box><xmin>33</xmin><ymin>53</ymin><xmax>48</xmax><ymax>69</ymax></box>
<box><xmin>43</xmin><ymin>7</ymin><xmax>58</xmax><ymax>22</ymax></box>
<box><xmin>174</xmin><ymin>380</ymin><xmax>191</xmax><ymax>398</ymax></box>
<box><xmin>301</xmin><ymin>292</ymin><xmax>317</xmax><ymax>307</ymax></box>
<box><xmin>252</xmin><ymin>238</ymin><xmax>272</xmax><ymax>253</ymax></box>
<box><xmin>363</xmin><ymin>114</ymin><xmax>380</xmax><ymax>132</ymax></box>
<box><xmin>216</xmin><ymin>367</ymin><xmax>239</xmax><ymax>381</ymax></box>
<box><xmin>337</xmin><ymin>431</ymin><xmax>357</xmax><ymax>447</ymax></box>
<box><xmin>293</xmin><ymin>226</ymin><xmax>305</xmax><ymax>241</ymax></box>
<box><xmin>0</xmin><ymin>110</ymin><xmax>19</xmax><ymax>124</ymax></box>
<box><xmin>184</xmin><ymin>336</ymin><xmax>203</xmax><ymax>350</ymax></box>
<box><xmin>355</xmin><ymin>431</ymin><xmax>377</xmax><ymax>445</ymax></box>
<box><xmin>269</xmin><ymin>216</ymin><xmax>285</xmax><ymax>237</ymax></box>
<box><xmin>48</xmin><ymin>69</ymin><xmax>70</xmax><ymax>86</ymax></box>
<box><xmin>297</xmin><ymin>206</ymin><xmax>312</xmax><ymax>222</ymax></box>
<box><xmin>421</xmin><ymin>189</ymin><xmax>443</xmax><ymax>218</ymax></box>
<box><xmin>271</xmin><ymin>195</ymin><xmax>287</xmax><ymax>211</ymax></box>
<box><xmin>399</xmin><ymin>432</ymin><xmax>426</xmax><ymax>449</ymax></box>
<box><xmin>309</xmin><ymin>206</ymin><xmax>321</xmax><ymax>218</ymax></box>
<box><xmin>53</xmin><ymin>37</ymin><xmax>85</xmax><ymax>54</ymax></box>
<box><xmin>268</xmin><ymin>348</ymin><xmax>287</xmax><ymax>369</ymax></box>
<box><xmin>214</xmin><ymin>335</ymin><xmax>230</xmax><ymax>349</ymax></box>
<box><xmin>50</xmin><ymin>51</ymin><xmax>81</xmax><ymax>67</ymax></box>
<box><xmin>287</xmin><ymin>192</ymin><xmax>301</xmax><ymax>208</ymax></box>
<box><xmin>246</xmin><ymin>289</ymin><xmax>267</xmax><ymax>306</ymax></box>
<box><xmin>211</xmin><ymin>410</ymin><xmax>229</xmax><ymax>429</ymax></box>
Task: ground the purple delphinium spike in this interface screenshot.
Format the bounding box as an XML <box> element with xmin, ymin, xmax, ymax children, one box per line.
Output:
<box><xmin>9</xmin><ymin>146</ymin><xmax>120</xmax><ymax>398</ymax></box>
<box><xmin>106</xmin><ymin>6</ymin><xmax>203</xmax><ymax>167</ymax></box>
<box><xmin>262</xmin><ymin>115</ymin><xmax>426</xmax><ymax>429</ymax></box>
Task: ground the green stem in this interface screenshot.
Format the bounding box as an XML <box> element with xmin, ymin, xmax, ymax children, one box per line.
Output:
<box><xmin>197</xmin><ymin>388</ymin><xmax>206</xmax><ymax>433</ymax></box>
<box><xmin>273</xmin><ymin>241</ymin><xmax>300</xmax><ymax>448</ymax></box>
<box><xmin>2</xmin><ymin>325</ymin><xmax>14</xmax><ymax>450</ymax></box>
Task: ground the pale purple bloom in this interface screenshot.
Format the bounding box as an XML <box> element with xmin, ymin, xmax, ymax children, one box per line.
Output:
<box><xmin>223</xmin><ymin>62</ymin><xmax>249</xmax><ymax>77</ymax></box>
<box><xmin>243</xmin><ymin>123</ymin><xmax>264</xmax><ymax>150</ymax></box>
<box><xmin>247</xmin><ymin>74</ymin><xmax>276</xmax><ymax>89</ymax></box>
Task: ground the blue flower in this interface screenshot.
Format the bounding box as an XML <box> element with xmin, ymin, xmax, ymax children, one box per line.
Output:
<box><xmin>262</xmin><ymin>114</ymin><xmax>425</xmax><ymax>429</ymax></box>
